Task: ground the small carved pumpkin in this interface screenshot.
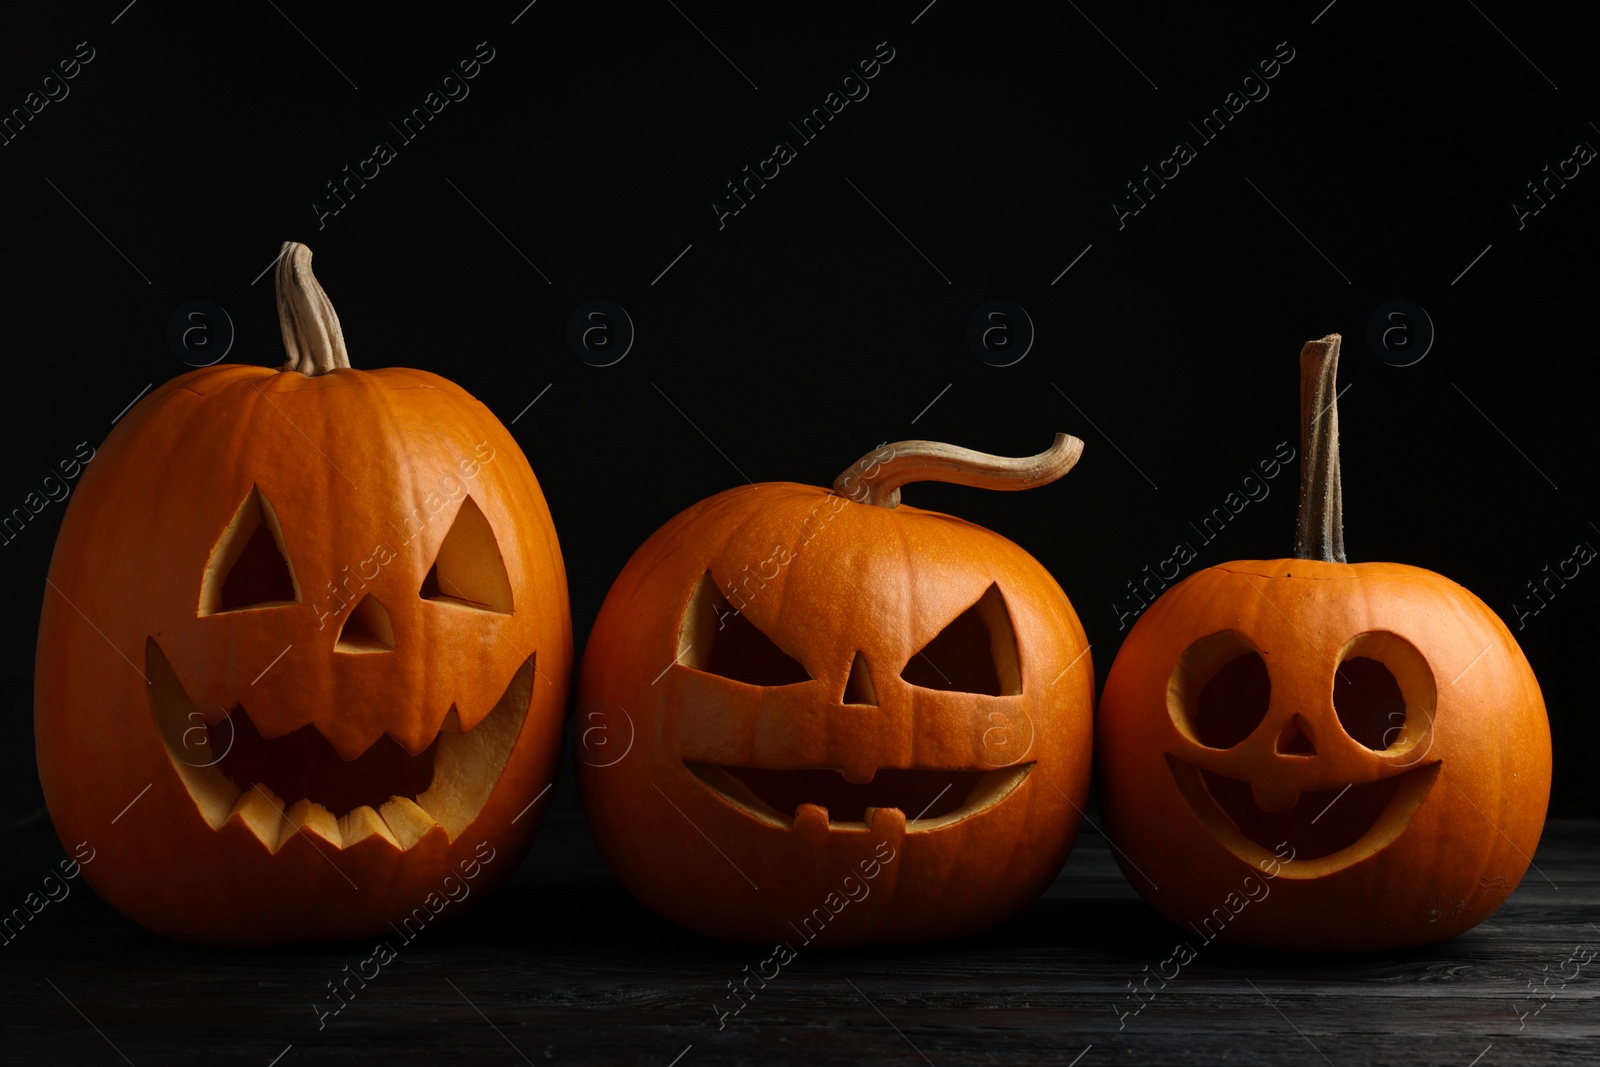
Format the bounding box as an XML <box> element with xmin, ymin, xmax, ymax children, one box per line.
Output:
<box><xmin>34</xmin><ymin>243</ymin><xmax>572</xmax><ymax>944</ymax></box>
<box><xmin>1097</xmin><ymin>334</ymin><xmax>1551</xmax><ymax>952</ymax></box>
<box><xmin>578</xmin><ymin>437</ymin><xmax>1094</xmax><ymax>946</ymax></box>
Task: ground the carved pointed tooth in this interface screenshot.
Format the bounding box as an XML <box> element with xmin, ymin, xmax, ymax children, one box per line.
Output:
<box><xmin>317</xmin><ymin>722</ymin><xmax>384</xmax><ymax>763</ymax></box>
<box><xmin>339</xmin><ymin>804</ymin><xmax>401</xmax><ymax>849</ymax></box>
<box><xmin>191</xmin><ymin>774</ymin><xmax>242</xmax><ymax>831</ymax></box>
<box><xmin>391</xmin><ymin>723</ymin><xmax>441</xmax><ymax>759</ymax></box>
<box><xmin>279</xmin><ymin>799</ymin><xmax>342</xmax><ymax>850</ymax></box>
<box><xmin>793</xmin><ymin>802</ymin><xmax>830</xmax><ymax>836</ymax></box>
<box><xmin>380</xmin><ymin>795</ymin><xmax>440</xmax><ymax>850</ymax></box>
<box><xmin>227</xmin><ymin>784</ymin><xmax>286</xmax><ymax>850</ymax></box>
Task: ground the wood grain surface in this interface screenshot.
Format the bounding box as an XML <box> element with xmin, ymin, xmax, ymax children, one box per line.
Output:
<box><xmin>3</xmin><ymin>766</ymin><xmax>1595</xmax><ymax>1067</ymax></box>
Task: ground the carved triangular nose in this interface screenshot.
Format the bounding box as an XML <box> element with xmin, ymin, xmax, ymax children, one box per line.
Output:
<box><xmin>843</xmin><ymin>651</ymin><xmax>877</xmax><ymax>706</ymax></box>
<box><xmin>1276</xmin><ymin>714</ymin><xmax>1317</xmax><ymax>755</ymax></box>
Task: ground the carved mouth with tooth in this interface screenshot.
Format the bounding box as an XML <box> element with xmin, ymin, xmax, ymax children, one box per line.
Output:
<box><xmin>148</xmin><ymin>639</ymin><xmax>532</xmax><ymax>853</ymax></box>
<box><xmin>686</xmin><ymin>761</ymin><xmax>1035</xmax><ymax>829</ymax></box>
<box><xmin>1166</xmin><ymin>755</ymin><xmax>1441</xmax><ymax>873</ymax></box>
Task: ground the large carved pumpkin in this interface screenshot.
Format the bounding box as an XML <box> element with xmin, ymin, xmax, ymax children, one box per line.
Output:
<box><xmin>34</xmin><ymin>243</ymin><xmax>572</xmax><ymax>945</ymax></box>
<box><xmin>1097</xmin><ymin>334</ymin><xmax>1551</xmax><ymax>952</ymax></box>
<box><xmin>578</xmin><ymin>437</ymin><xmax>1093</xmax><ymax>945</ymax></box>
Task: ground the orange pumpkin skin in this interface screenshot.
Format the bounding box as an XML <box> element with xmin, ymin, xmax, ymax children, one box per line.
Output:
<box><xmin>35</xmin><ymin>364</ymin><xmax>572</xmax><ymax>945</ymax></box>
<box><xmin>1097</xmin><ymin>558</ymin><xmax>1550</xmax><ymax>953</ymax></box>
<box><xmin>578</xmin><ymin>481</ymin><xmax>1093</xmax><ymax>946</ymax></box>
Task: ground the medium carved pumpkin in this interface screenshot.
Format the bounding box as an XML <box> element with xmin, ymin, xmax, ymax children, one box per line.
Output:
<box><xmin>578</xmin><ymin>437</ymin><xmax>1093</xmax><ymax>945</ymax></box>
<box><xmin>34</xmin><ymin>243</ymin><xmax>571</xmax><ymax>945</ymax></box>
<box><xmin>1097</xmin><ymin>334</ymin><xmax>1551</xmax><ymax>952</ymax></box>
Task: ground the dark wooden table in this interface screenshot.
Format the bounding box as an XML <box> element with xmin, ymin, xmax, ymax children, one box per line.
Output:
<box><xmin>3</xmin><ymin>778</ymin><xmax>1596</xmax><ymax>1067</ymax></box>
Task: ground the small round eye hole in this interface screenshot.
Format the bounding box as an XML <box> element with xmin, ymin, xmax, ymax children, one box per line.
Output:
<box><xmin>1169</xmin><ymin>631</ymin><xmax>1271</xmax><ymax>750</ymax></box>
<box><xmin>1333</xmin><ymin>632</ymin><xmax>1436</xmax><ymax>756</ymax></box>
<box><xmin>1333</xmin><ymin>658</ymin><xmax>1402</xmax><ymax>749</ymax></box>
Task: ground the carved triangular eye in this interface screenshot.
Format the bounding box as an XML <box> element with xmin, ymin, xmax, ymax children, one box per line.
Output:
<box><xmin>336</xmin><ymin>595</ymin><xmax>395</xmax><ymax>653</ymax></box>
<box><xmin>199</xmin><ymin>487</ymin><xmax>300</xmax><ymax>615</ymax></box>
<box><xmin>900</xmin><ymin>584</ymin><xmax>1020</xmax><ymax>696</ymax></box>
<box><xmin>678</xmin><ymin>572</ymin><xmax>810</xmax><ymax>686</ymax></box>
<box><xmin>420</xmin><ymin>497</ymin><xmax>513</xmax><ymax>613</ymax></box>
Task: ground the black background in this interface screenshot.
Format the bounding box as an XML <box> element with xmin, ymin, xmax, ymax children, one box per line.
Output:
<box><xmin>2</xmin><ymin>1</ymin><xmax>1594</xmax><ymax>843</ymax></box>
<box><xmin>4</xmin><ymin>5</ymin><xmax>1598</xmax><ymax>1065</ymax></box>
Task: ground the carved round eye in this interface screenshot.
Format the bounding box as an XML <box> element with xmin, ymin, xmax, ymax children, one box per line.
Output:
<box><xmin>1333</xmin><ymin>632</ymin><xmax>1435</xmax><ymax>755</ymax></box>
<box><xmin>1168</xmin><ymin>631</ymin><xmax>1271</xmax><ymax>750</ymax></box>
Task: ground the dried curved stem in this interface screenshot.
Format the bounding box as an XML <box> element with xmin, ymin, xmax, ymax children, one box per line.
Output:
<box><xmin>1293</xmin><ymin>333</ymin><xmax>1346</xmax><ymax>562</ymax></box>
<box><xmin>276</xmin><ymin>241</ymin><xmax>351</xmax><ymax>376</ymax></box>
<box><xmin>833</xmin><ymin>434</ymin><xmax>1084</xmax><ymax>509</ymax></box>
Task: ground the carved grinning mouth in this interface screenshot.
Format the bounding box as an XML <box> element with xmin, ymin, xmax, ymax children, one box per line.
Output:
<box><xmin>686</xmin><ymin>761</ymin><xmax>1035</xmax><ymax>830</ymax></box>
<box><xmin>1166</xmin><ymin>754</ymin><xmax>1440</xmax><ymax>875</ymax></box>
<box><xmin>147</xmin><ymin>639</ymin><xmax>532</xmax><ymax>852</ymax></box>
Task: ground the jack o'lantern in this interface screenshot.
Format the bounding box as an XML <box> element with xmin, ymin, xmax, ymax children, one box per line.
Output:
<box><xmin>34</xmin><ymin>243</ymin><xmax>572</xmax><ymax>945</ymax></box>
<box><xmin>577</xmin><ymin>436</ymin><xmax>1094</xmax><ymax>946</ymax></box>
<box><xmin>1097</xmin><ymin>334</ymin><xmax>1550</xmax><ymax>952</ymax></box>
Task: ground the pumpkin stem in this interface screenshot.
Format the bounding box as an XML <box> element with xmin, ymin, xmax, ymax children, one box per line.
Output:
<box><xmin>1293</xmin><ymin>333</ymin><xmax>1346</xmax><ymax>563</ymax></box>
<box><xmin>833</xmin><ymin>434</ymin><xmax>1083</xmax><ymax>509</ymax></box>
<box><xmin>276</xmin><ymin>241</ymin><xmax>351</xmax><ymax>376</ymax></box>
